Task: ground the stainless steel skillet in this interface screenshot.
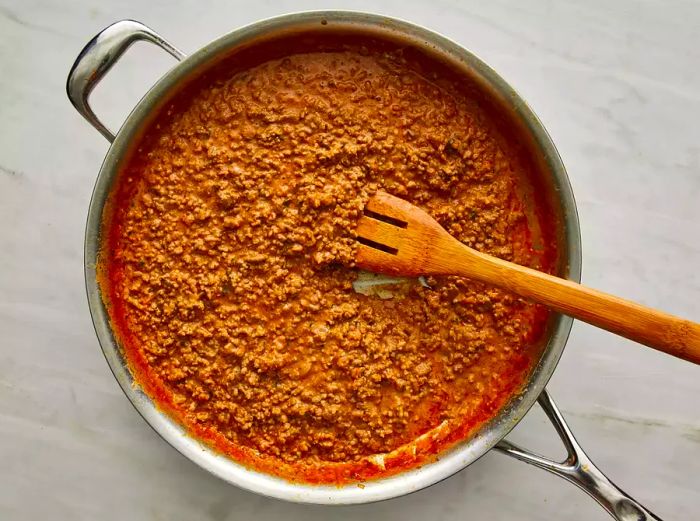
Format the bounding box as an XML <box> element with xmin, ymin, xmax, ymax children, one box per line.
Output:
<box><xmin>67</xmin><ymin>12</ymin><xmax>661</xmax><ymax>519</ymax></box>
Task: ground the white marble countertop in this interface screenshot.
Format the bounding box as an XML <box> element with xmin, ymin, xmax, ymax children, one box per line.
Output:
<box><xmin>1</xmin><ymin>0</ymin><xmax>698</xmax><ymax>519</ymax></box>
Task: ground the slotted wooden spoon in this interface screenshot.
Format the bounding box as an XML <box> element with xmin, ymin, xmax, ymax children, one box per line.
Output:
<box><xmin>355</xmin><ymin>191</ymin><xmax>700</xmax><ymax>364</ymax></box>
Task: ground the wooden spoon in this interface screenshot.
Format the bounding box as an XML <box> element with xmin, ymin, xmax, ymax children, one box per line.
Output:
<box><xmin>355</xmin><ymin>191</ymin><xmax>700</xmax><ymax>364</ymax></box>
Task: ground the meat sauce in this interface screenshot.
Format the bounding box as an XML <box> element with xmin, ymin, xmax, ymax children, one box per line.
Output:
<box><xmin>101</xmin><ymin>30</ymin><xmax>557</xmax><ymax>484</ymax></box>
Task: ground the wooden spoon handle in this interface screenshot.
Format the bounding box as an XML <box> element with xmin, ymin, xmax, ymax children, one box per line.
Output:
<box><xmin>451</xmin><ymin>243</ymin><xmax>700</xmax><ymax>364</ymax></box>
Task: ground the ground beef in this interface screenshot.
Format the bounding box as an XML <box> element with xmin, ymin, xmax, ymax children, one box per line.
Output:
<box><xmin>103</xmin><ymin>34</ymin><xmax>554</xmax><ymax>483</ymax></box>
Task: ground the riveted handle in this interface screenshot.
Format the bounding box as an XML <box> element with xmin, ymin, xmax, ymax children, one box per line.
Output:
<box><xmin>496</xmin><ymin>390</ymin><xmax>662</xmax><ymax>520</ymax></box>
<box><xmin>66</xmin><ymin>20</ymin><xmax>185</xmax><ymax>142</ymax></box>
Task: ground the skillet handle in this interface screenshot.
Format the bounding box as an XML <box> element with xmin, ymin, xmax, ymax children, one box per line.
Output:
<box><xmin>66</xmin><ymin>20</ymin><xmax>185</xmax><ymax>142</ymax></box>
<box><xmin>495</xmin><ymin>390</ymin><xmax>662</xmax><ymax>521</ymax></box>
